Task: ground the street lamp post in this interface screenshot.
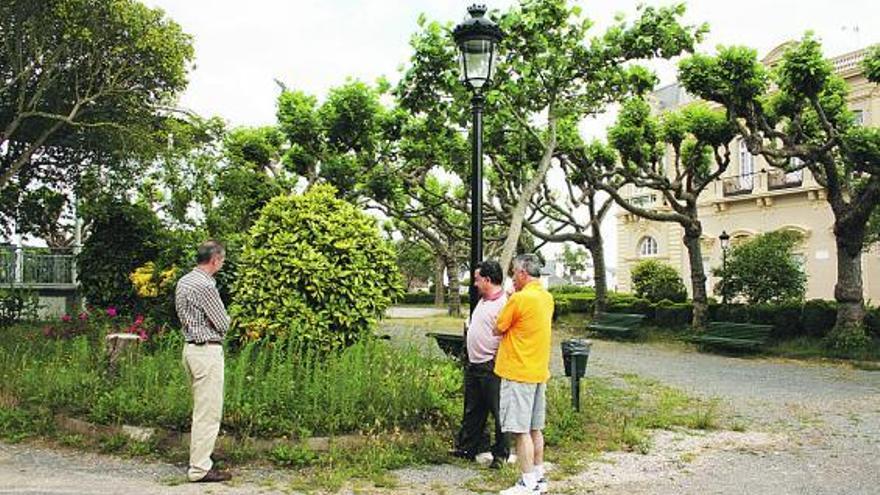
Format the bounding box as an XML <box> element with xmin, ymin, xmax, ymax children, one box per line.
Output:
<box><xmin>719</xmin><ymin>231</ymin><xmax>730</xmax><ymax>305</ymax></box>
<box><xmin>453</xmin><ymin>4</ymin><xmax>503</xmax><ymax>315</ymax></box>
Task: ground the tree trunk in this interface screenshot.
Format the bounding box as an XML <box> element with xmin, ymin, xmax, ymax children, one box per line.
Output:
<box><xmin>499</xmin><ymin>121</ymin><xmax>557</xmax><ymax>273</ymax></box>
<box><xmin>446</xmin><ymin>256</ymin><xmax>462</xmax><ymax>317</ymax></box>
<box><xmin>590</xmin><ymin>226</ymin><xmax>608</xmax><ymax>316</ymax></box>
<box><xmin>434</xmin><ymin>254</ymin><xmax>445</xmax><ymax>307</ymax></box>
<box><xmin>827</xmin><ymin>235</ymin><xmax>868</xmax><ymax>350</ymax></box>
<box><xmin>682</xmin><ymin>225</ymin><xmax>708</xmax><ymax>330</ymax></box>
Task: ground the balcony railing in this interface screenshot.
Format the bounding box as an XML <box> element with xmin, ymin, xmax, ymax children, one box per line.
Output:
<box><xmin>722</xmin><ymin>173</ymin><xmax>755</xmax><ymax>197</ymax></box>
<box><xmin>0</xmin><ymin>247</ymin><xmax>76</xmax><ymax>286</ymax></box>
<box><xmin>629</xmin><ymin>193</ymin><xmax>657</xmax><ymax>208</ymax></box>
<box><xmin>768</xmin><ymin>170</ymin><xmax>803</xmax><ymax>190</ymax></box>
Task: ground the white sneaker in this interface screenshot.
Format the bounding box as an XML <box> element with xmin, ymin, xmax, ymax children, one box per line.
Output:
<box><xmin>499</xmin><ymin>479</ymin><xmax>539</xmax><ymax>495</ymax></box>
<box><xmin>537</xmin><ymin>477</ymin><xmax>548</xmax><ymax>493</ymax></box>
<box><xmin>475</xmin><ymin>452</ymin><xmax>493</xmax><ymax>466</ymax></box>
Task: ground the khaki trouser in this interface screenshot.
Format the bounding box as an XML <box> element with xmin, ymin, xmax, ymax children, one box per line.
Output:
<box><xmin>182</xmin><ymin>343</ymin><xmax>224</xmax><ymax>481</ymax></box>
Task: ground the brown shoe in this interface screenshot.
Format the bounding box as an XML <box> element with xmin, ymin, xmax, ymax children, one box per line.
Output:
<box><xmin>194</xmin><ymin>469</ymin><xmax>232</xmax><ymax>483</ymax></box>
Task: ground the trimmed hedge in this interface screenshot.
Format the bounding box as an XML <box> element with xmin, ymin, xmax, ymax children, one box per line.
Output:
<box><xmin>553</xmin><ymin>292</ymin><xmax>878</xmax><ymax>339</ymax></box>
<box><xmin>404</xmin><ymin>288</ymin><xmax>879</xmax><ymax>341</ymax></box>
<box><xmin>401</xmin><ymin>292</ymin><xmax>468</xmax><ymax>305</ymax></box>
<box><xmin>802</xmin><ymin>299</ymin><xmax>838</xmax><ymax>337</ymax></box>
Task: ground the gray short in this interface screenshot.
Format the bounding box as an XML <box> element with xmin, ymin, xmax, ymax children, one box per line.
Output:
<box><xmin>499</xmin><ymin>378</ymin><xmax>546</xmax><ymax>433</ymax></box>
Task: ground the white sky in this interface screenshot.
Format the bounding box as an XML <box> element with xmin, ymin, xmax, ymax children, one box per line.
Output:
<box><xmin>142</xmin><ymin>0</ymin><xmax>880</xmax><ymax>276</ymax></box>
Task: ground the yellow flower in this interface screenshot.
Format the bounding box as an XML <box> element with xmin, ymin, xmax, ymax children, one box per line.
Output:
<box><xmin>130</xmin><ymin>262</ymin><xmax>160</xmax><ymax>298</ymax></box>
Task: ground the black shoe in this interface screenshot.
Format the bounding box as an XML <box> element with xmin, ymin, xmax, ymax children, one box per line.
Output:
<box><xmin>194</xmin><ymin>469</ymin><xmax>232</xmax><ymax>483</ymax></box>
<box><xmin>489</xmin><ymin>456</ymin><xmax>506</xmax><ymax>469</ymax></box>
<box><xmin>448</xmin><ymin>448</ymin><xmax>475</xmax><ymax>461</ymax></box>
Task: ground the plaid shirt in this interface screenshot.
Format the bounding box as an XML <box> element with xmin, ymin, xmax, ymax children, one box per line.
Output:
<box><xmin>175</xmin><ymin>268</ymin><xmax>230</xmax><ymax>343</ymax></box>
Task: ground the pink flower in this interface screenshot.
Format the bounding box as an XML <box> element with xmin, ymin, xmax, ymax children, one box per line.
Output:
<box><xmin>106</xmin><ymin>307</ymin><xmax>117</xmax><ymax>317</ymax></box>
<box><xmin>134</xmin><ymin>314</ymin><xmax>145</xmax><ymax>325</ymax></box>
<box><xmin>61</xmin><ymin>314</ymin><xmax>72</xmax><ymax>322</ymax></box>
<box><xmin>78</xmin><ymin>312</ymin><xmax>89</xmax><ymax>321</ymax></box>
<box><xmin>137</xmin><ymin>330</ymin><xmax>148</xmax><ymax>341</ymax></box>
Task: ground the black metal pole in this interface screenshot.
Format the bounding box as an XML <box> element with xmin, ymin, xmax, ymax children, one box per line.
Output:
<box><xmin>721</xmin><ymin>248</ymin><xmax>728</xmax><ymax>306</ymax></box>
<box><xmin>469</xmin><ymin>92</ymin><xmax>484</xmax><ymax>316</ymax></box>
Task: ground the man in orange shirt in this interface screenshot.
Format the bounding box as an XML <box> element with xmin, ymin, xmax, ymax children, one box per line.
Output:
<box><xmin>494</xmin><ymin>254</ymin><xmax>554</xmax><ymax>495</ymax></box>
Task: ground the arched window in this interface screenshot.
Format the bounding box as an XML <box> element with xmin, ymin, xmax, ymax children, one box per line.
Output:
<box><xmin>638</xmin><ymin>236</ymin><xmax>658</xmax><ymax>257</ymax></box>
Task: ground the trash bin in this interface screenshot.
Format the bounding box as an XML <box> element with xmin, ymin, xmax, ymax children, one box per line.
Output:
<box><xmin>561</xmin><ymin>339</ymin><xmax>591</xmax><ymax>378</ymax></box>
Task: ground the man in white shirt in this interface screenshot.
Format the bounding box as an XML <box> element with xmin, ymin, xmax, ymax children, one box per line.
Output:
<box><xmin>451</xmin><ymin>260</ymin><xmax>509</xmax><ymax>468</ymax></box>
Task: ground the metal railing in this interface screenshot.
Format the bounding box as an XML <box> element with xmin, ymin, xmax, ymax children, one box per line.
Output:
<box><xmin>629</xmin><ymin>194</ymin><xmax>657</xmax><ymax>208</ymax></box>
<box><xmin>767</xmin><ymin>170</ymin><xmax>803</xmax><ymax>190</ymax></box>
<box><xmin>0</xmin><ymin>246</ymin><xmax>76</xmax><ymax>286</ymax></box>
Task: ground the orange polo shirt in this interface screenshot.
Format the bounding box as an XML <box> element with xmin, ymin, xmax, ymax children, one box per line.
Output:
<box><xmin>493</xmin><ymin>280</ymin><xmax>554</xmax><ymax>383</ymax></box>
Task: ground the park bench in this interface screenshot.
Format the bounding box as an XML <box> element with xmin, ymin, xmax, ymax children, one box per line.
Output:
<box><xmin>426</xmin><ymin>332</ymin><xmax>466</xmax><ymax>362</ymax></box>
<box><xmin>689</xmin><ymin>321</ymin><xmax>773</xmax><ymax>351</ymax></box>
<box><xmin>587</xmin><ymin>312</ymin><xmax>646</xmax><ymax>338</ymax></box>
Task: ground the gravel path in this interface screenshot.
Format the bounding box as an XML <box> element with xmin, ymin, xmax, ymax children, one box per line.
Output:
<box><xmin>2</xmin><ymin>331</ymin><xmax>878</xmax><ymax>494</ymax></box>
<box><xmin>554</xmin><ymin>339</ymin><xmax>880</xmax><ymax>495</ymax></box>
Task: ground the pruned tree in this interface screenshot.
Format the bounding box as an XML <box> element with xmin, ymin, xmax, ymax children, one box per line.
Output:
<box><xmin>577</xmin><ymin>100</ymin><xmax>736</xmax><ymax>329</ymax></box>
<box><xmin>397</xmin><ymin>0</ymin><xmax>706</xmax><ymax>274</ymax></box>
<box><xmin>678</xmin><ymin>36</ymin><xmax>880</xmax><ymax>350</ymax></box>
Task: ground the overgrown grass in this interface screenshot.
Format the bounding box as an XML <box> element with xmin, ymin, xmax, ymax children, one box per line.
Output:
<box><xmin>0</xmin><ymin>325</ymin><xmax>461</xmax><ymax>437</ymax></box>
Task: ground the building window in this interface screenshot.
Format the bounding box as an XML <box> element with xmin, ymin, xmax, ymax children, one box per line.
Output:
<box><xmin>739</xmin><ymin>139</ymin><xmax>754</xmax><ymax>189</ymax></box>
<box><xmin>638</xmin><ymin>236</ymin><xmax>658</xmax><ymax>257</ymax></box>
<box><xmin>853</xmin><ymin>109</ymin><xmax>865</xmax><ymax>126</ymax></box>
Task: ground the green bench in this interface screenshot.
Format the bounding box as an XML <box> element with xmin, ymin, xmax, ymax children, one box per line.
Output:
<box><xmin>587</xmin><ymin>312</ymin><xmax>646</xmax><ymax>338</ymax></box>
<box><xmin>690</xmin><ymin>322</ymin><xmax>773</xmax><ymax>350</ymax></box>
<box><xmin>426</xmin><ymin>332</ymin><xmax>466</xmax><ymax>361</ymax></box>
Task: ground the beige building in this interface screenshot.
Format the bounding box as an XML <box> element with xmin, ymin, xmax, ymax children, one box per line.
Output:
<box><xmin>616</xmin><ymin>43</ymin><xmax>880</xmax><ymax>302</ymax></box>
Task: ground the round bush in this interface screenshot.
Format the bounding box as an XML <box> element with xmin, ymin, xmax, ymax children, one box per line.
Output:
<box><xmin>78</xmin><ymin>198</ymin><xmax>164</xmax><ymax>311</ymax></box>
<box><xmin>630</xmin><ymin>260</ymin><xmax>687</xmax><ymax>303</ymax></box>
<box><xmin>231</xmin><ymin>185</ymin><xmax>402</xmax><ymax>348</ymax></box>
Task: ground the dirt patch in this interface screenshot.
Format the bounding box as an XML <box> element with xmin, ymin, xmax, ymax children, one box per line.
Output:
<box><xmin>560</xmin><ymin>428</ymin><xmax>784</xmax><ymax>491</ymax></box>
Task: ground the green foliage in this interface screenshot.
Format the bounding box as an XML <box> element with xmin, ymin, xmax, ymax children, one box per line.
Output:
<box><xmin>824</xmin><ymin>325</ymin><xmax>872</xmax><ymax>358</ymax></box>
<box><xmin>863</xmin><ymin>44</ymin><xmax>880</xmax><ymax>84</ymax></box>
<box><xmin>78</xmin><ymin>198</ymin><xmax>165</xmax><ymax>311</ymax></box>
<box><xmin>395</xmin><ymin>240</ymin><xmax>434</xmax><ymax>291</ymax></box>
<box><xmin>144</xmin><ymin>116</ymin><xmax>227</xmax><ymax>229</ymax></box>
<box><xmin>0</xmin><ymin>0</ymin><xmax>194</xmax><ymax>231</ymax></box>
<box><xmin>548</xmin><ymin>285</ymin><xmax>596</xmax><ymax>295</ymax></box>
<box><xmin>269</xmin><ymin>443</ymin><xmax>319</xmax><ymax>468</ymax></box>
<box><xmin>801</xmin><ymin>299</ymin><xmax>838</xmax><ymax>337</ymax></box>
<box><xmin>560</xmin><ymin>244</ymin><xmax>589</xmax><ymax>277</ymax></box>
<box><xmin>678</xmin><ymin>45</ymin><xmax>769</xmax><ymax>113</ymax></box>
<box><xmin>232</xmin><ymin>185</ymin><xmax>402</xmax><ymax>347</ymax></box>
<box><xmin>777</xmin><ymin>34</ymin><xmax>832</xmax><ymax>98</ymax></box>
<box><xmin>714</xmin><ymin>231</ymin><xmax>807</xmax><ymax>305</ymax></box>
<box><xmin>276</xmin><ymin>80</ymin><xmax>387</xmax><ymax>198</ymax></box>
<box><xmin>630</xmin><ymin>260</ymin><xmax>687</xmax><ymax>303</ymax></box>
<box><xmin>865</xmin><ymin>306</ymin><xmax>880</xmax><ymax>338</ymax></box>
<box><xmin>653</xmin><ymin>300</ymin><xmax>693</xmax><ymax>328</ymax></box>
<box><xmin>0</xmin><ymin>287</ymin><xmax>39</xmax><ymax>328</ymax></box>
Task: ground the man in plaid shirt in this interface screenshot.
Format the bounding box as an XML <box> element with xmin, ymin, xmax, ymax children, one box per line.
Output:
<box><xmin>175</xmin><ymin>240</ymin><xmax>231</xmax><ymax>483</ymax></box>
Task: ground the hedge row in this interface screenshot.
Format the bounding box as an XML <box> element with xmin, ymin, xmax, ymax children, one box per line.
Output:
<box><xmin>553</xmin><ymin>293</ymin><xmax>880</xmax><ymax>340</ymax></box>
<box><xmin>400</xmin><ymin>292</ymin><xmax>468</xmax><ymax>305</ymax></box>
